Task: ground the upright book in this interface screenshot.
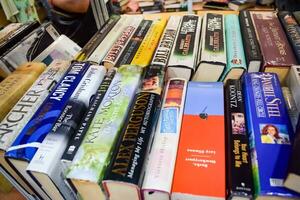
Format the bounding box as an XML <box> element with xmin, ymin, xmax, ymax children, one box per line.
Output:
<box><xmin>239</xmin><ymin>10</ymin><xmax>262</xmax><ymax>72</ymax></box>
<box><xmin>225</xmin><ymin>79</ymin><xmax>253</xmax><ymax>200</ymax></box>
<box><xmin>193</xmin><ymin>13</ymin><xmax>226</xmax><ymax>82</ymax></box>
<box><xmin>171</xmin><ymin>82</ymin><xmax>225</xmax><ymax>200</ymax></box>
<box><xmin>168</xmin><ymin>15</ymin><xmax>202</xmax><ymax>80</ymax></box>
<box><xmin>243</xmin><ymin>72</ymin><xmax>299</xmax><ymax>199</ymax></box>
<box><xmin>5</xmin><ymin>62</ymin><xmax>90</xmax><ymax>200</ymax></box>
<box><xmin>251</xmin><ymin>11</ymin><xmax>297</xmax><ymax>83</ymax></box>
<box><xmin>286</xmin><ymin>65</ymin><xmax>300</xmax><ymax>113</ymax></box>
<box><xmin>220</xmin><ymin>14</ymin><xmax>246</xmax><ymax>83</ymax></box>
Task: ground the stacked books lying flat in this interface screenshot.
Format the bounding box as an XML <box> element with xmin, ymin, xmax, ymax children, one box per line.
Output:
<box><xmin>0</xmin><ymin>10</ymin><xmax>300</xmax><ymax>200</ymax></box>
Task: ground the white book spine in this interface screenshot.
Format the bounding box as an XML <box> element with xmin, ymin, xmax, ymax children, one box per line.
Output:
<box><xmin>142</xmin><ymin>78</ymin><xmax>188</xmax><ymax>198</ymax></box>
<box><xmin>0</xmin><ymin>60</ymin><xmax>70</xmax><ymax>151</ymax></box>
<box><xmin>288</xmin><ymin>65</ymin><xmax>300</xmax><ymax>112</ymax></box>
<box><xmin>88</xmin><ymin>15</ymin><xmax>143</xmax><ymax>64</ymax></box>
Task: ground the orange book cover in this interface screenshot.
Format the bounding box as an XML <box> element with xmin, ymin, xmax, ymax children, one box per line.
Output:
<box><xmin>171</xmin><ymin>82</ymin><xmax>225</xmax><ymax>200</ymax></box>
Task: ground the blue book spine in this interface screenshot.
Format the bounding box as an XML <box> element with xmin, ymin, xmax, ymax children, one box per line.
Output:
<box><xmin>5</xmin><ymin>62</ymin><xmax>90</xmax><ymax>162</ymax></box>
<box><xmin>243</xmin><ymin>72</ymin><xmax>299</xmax><ymax>198</ymax></box>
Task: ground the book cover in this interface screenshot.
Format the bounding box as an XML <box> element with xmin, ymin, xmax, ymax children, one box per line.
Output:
<box><xmin>103</xmin><ymin>17</ymin><xmax>142</xmax><ymax>69</ymax></box>
<box><xmin>171</xmin><ymin>82</ymin><xmax>225</xmax><ymax>200</ymax></box>
<box><xmin>239</xmin><ymin>10</ymin><xmax>262</xmax><ymax>72</ymax></box>
<box><xmin>61</xmin><ymin>69</ymin><xmax>116</xmax><ymax>170</ymax></box>
<box><xmin>243</xmin><ymin>72</ymin><xmax>299</xmax><ymax>199</ymax></box>
<box><xmin>220</xmin><ymin>14</ymin><xmax>246</xmax><ymax>83</ymax></box>
<box><xmin>131</xmin><ymin>18</ymin><xmax>167</xmax><ymax>67</ymax></box>
<box><xmin>251</xmin><ymin>11</ymin><xmax>297</xmax><ymax>83</ymax></box>
<box><xmin>225</xmin><ymin>79</ymin><xmax>253</xmax><ymax>199</ymax></box>
<box><xmin>142</xmin><ymin>79</ymin><xmax>187</xmax><ymax>200</ymax></box>
<box><xmin>193</xmin><ymin>13</ymin><xmax>226</xmax><ymax>82</ymax></box>
<box><xmin>168</xmin><ymin>15</ymin><xmax>201</xmax><ymax>80</ymax></box>
<box><xmin>151</xmin><ymin>15</ymin><xmax>181</xmax><ymax>67</ymax></box>
<box><xmin>278</xmin><ymin>11</ymin><xmax>300</xmax><ymax>64</ymax></box>
<box><xmin>13</xmin><ymin>0</ymin><xmax>39</xmax><ymax>23</ymax></box>
<box><xmin>27</xmin><ymin>65</ymin><xmax>106</xmax><ymax>200</ymax></box>
<box><xmin>115</xmin><ymin>19</ymin><xmax>152</xmax><ymax>67</ymax></box>
<box><xmin>66</xmin><ymin>65</ymin><xmax>143</xmax><ymax>200</ymax></box>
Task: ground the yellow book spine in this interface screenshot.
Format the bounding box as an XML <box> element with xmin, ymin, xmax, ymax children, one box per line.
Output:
<box><xmin>131</xmin><ymin>18</ymin><xmax>167</xmax><ymax>67</ymax></box>
<box><xmin>0</xmin><ymin>62</ymin><xmax>46</xmax><ymax>121</ymax></box>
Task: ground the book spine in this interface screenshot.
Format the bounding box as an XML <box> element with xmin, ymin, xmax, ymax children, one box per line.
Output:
<box><xmin>0</xmin><ymin>62</ymin><xmax>46</xmax><ymax>122</ymax></box>
<box><xmin>168</xmin><ymin>15</ymin><xmax>201</xmax><ymax>72</ymax></box>
<box><xmin>239</xmin><ymin>11</ymin><xmax>262</xmax><ymax>68</ymax></box>
<box><xmin>103</xmin><ymin>17</ymin><xmax>142</xmax><ymax>68</ymax></box>
<box><xmin>150</xmin><ymin>16</ymin><xmax>181</xmax><ymax>67</ymax></box>
<box><xmin>90</xmin><ymin>0</ymin><xmax>101</xmax><ymax>30</ymax></box>
<box><xmin>281</xmin><ymin>87</ymin><xmax>299</xmax><ymax>131</ymax></box>
<box><xmin>200</xmin><ymin>13</ymin><xmax>226</xmax><ymax>65</ymax></box>
<box><xmin>243</xmin><ymin>72</ymin><xmax>296</xmax><ymax>198</ymax></box>
<box><xmin>76</xmin><ymin>15</ymin><xmax>120</xmax><ymax>60</ymax></box>
<box><xmin>100</xmin><ymin>0</ymin><xmax>109</xmax><ymax>22</ymax></box>
<box><xmin>142</xmin><ymin>79</ymin><xmax>187</xmax><ymax>194</ymax></box>
<box><xmin>115</xmin><ymin>20</ymin><xmax>153</xmax><ymax>67</ymax></box>
<box><xmin>66</xmin><ymin>65</ymin><xmax>143</xmax><ymax>183</ymax></box>
<box><xmin>287</xmin><ymin>65</ymin><xmax>300</xmax><ymax>112</ymax></box>
<box><xmin>5</xmin><ymin>62</ymin><xmax>90</xmax><ymax>161</ymax></box>
<box><xmin>225</xmin><ymin>79</ymin><xmax>253</xmax><ymax>199</ymax></box>
<box><xmin>220</xmin><ymin>14</ymin><xmax>247</xmax><ymax>81</ymax></box>
<box><xmin>0</xmin><ymin>60</ymin><xmax>69</xmax><ymax>151</ymax></box>
<box><xmin>131</xmin><ymin>19</ymin><xmax>167</xmax><ymax>67</ymax></box>
<box><xmin>61</xmin><ymin>69</ymin><xmax>116</xmax><ymax>168</ymax></box>
<box><xmin>278</xmin><ymin>11</ymin><xmax>300</xmax><ymax>64</ymax></box>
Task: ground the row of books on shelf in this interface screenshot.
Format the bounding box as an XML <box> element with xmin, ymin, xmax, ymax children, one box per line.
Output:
<box><xmin>0</xmin><ymin>9</ymin><xmax>299</xmax><ymax>200</ymax></box>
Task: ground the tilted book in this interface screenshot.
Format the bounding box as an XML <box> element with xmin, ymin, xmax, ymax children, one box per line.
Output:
<box><xmin>103</xmin><ymin>17</ymin><xmax>143</xmax><ymax>69</ymax></box>
<box><xmin>66</xmin><ymin>65</ymin><xmax>143</xmax><ymax>200</ymax></box>
<box><xmin>278</xmin><ymin>11</ymin><xmax>300</xmax><ymax>64</ymax></box>
<box><xmin>61</xmin><ymin>69</ymin><xmax>116</xmax><ymax>171</ymax></box>
<box><xmin>251</xmin><ymin>11</ymin><xmax>297</xmax><ymax>83</ymax></box>
<box><xmin>282</xmin><ymin>87</ymin><xmax>299</xmax><ymax>131</ymax></box>
<box><xmin>243</xmin><ymin>72</ymin><xmax>299</xmax><ymax>199</ymax></box>
<box><xmin>168</xmin><ymin>15</ymin><xmax>202</xmax><ymax>80</ymax></box>
<box><xmin>142</xmin><ymin>79</ymin><xmax>188</xmax><ymax>200</ymax></box>
<box><xmin>225</xmin><ymin>79</ymin><xmax>253</xmax><ymax>200</ymax></box>
<box><xmin>27</xmin><ymin>65</ymin><xmax>107</xmax><ymax>200</ymax></box>
<box><xmin>193</xmin><ymin>13</ymin><xmax>226</xmax><ymax>82</ymax></box>
<box><xmin>286</xmin><ymin>65</ymin><xmax>300</xmax><ymax>114</ymax></box>
<box><xmin>131</xmin><ymin>18</ymin><xmax>167</xmax><ymax>67</ymax></box>
<box><xmin>115</xmin><ymin>20</ymin><xmax>153</xmax><ymax>67</ymax></box>
<box><xmin>220</xmin><ymin>14</ymin><xmax>246</xmax><ymax>83</ymax></box>
<box><xmin>5</xmin><ymin>62</ymin><xmax>89</xmax><ymax>200</ymax></box>
<box><xmin>171</xmin><ymin>82</ymin><xmax>225</xmax><ymax>200</ymax></box>
<box><xmin>239</xmin><ymin>10</ymin><xmax>262</xmax><ymax>72</ymax></box>
<box><xmin>0</xmin><ymin>60</ymin><xmax>69</xmax><ymax>197</ymax></box>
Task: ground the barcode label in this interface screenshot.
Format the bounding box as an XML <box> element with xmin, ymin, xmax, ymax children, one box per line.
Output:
<box><xmin>270</xmin><ymin>178</ymin><xmax>283</xmax><ymax>187</ymax></box>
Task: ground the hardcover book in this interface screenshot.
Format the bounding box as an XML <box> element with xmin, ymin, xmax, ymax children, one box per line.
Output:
<box><xmin>142</xmin><ymin>78</ymin><xmax>188</xmax><ymax>200</ymax></box>
<box><xmin>278</xmin><ymin>11</ymin><xmax>300</xmax><ymax>64</ymax></box>
<box><xmin>193</xmin><ymin>13</ymin><xmax>226</xmax><ymax>82</ymax></box>
<box><xmin>243</xmin><ymin>72</ymin><xmax>299</xmax><ymax>199</ymax></box>
<box><xmin>66</xmin><ymin>65</ymin><xmax>143</xmax><ymax>200</ymax></box>
<box><xmin>0</xmin><ymin>60</ymin><xmax>69</xmax><ymax>196</ymax></box>
<box><xmin>239</xmin><ymin>10</ymin><xmax>262</xmax><ymax>72</ymax></box>
<box><xmin>103</xmin><ymin>17</ymin><xmax>143</xmax><ymax>69</ymax></box>
<box><xmin>220</xmin><ymin>14</ymin><xmax>246</xmax><ymax>83</ymax></box>
<box><xmin>225</xmin><ymin>79</ymin><xmax>253</xmax><ymax>200</ymax></box>
<box><xmin>61</xmin><ymin>69</ymin><xmax>116</xmax><ymax>171</ymax></box>
<box><xmin>171</xmin><ymin>82</ymin><xmax>225</xmax><ymax>200</ymax></box>
<box><xmin>168</xmin><ymin>15</ymin><xmax>202</xmax><ymax>80</ymax></box>
<box><xmin>27</xmin><ymin>65</ymin><xmax>107</xmax><ymax>200</ymax></box>
<box><xmin>5</xmin><ymin>62</ymin><xmax>89</xmax><ymax>200</ymax></box>
<box><xmin>251</xmin><ymin>11</ymin><xmax>297</xmax><ymax>83</ymax></box>
<box><xmin>131</xmin><ymin>18</ymin><xmax>167</xmax><ymax>67</ymax></box>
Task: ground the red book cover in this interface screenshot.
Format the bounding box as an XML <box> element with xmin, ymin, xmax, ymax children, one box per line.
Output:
<box><xmin>171</xmin><ymin>82</ymin><xmax>225</xmax><ymax>200</ymax></box>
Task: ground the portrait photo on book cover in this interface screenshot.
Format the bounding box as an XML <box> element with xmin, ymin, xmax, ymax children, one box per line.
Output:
<box><xmin>231</xmin><ymin>112</ymin><xmax>246</xmax><ymax>134</ymax></box>
<box><xmin>259</xmin><ymin>124</ymin><xmax>291</xmax><ymax>145</ymax></box>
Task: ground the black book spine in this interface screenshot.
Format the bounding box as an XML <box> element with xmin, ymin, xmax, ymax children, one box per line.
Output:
<box><xmin>81</xmin><ymin>15</ymin><xmax>121</xmax><ymax>59</ymax></box>
<box><xmin>104</xmin><ymin>91</ymin><xmax>161</xmax><ymax>185</ymax></box>
<box><xmin>225</xmin><ymin>79</ymin><xmax>253</xmax><ymax>199</ymax></box>
<box><xmin>61</xmin><ymin>69</ymin><xmax>116</xmax><ymax>163</ymax></box>
<box><xmin>287</xmin><ymin>117</ymin><xmax>300</xmax><ymax>176</ymax></box>
<box><xmin>115</xmin><ymin>20</ymin><xmax>152</xmax><ymax>67</ymax></box>
<box><xmin>278</xmin><ymin>11</ymin><xmax>300</xmax><ymax>64</ymax></box>
<box><xmin>239</xmin><ymin>10</ymin><xmax>262</xmax><ymax>65</ymax></box>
